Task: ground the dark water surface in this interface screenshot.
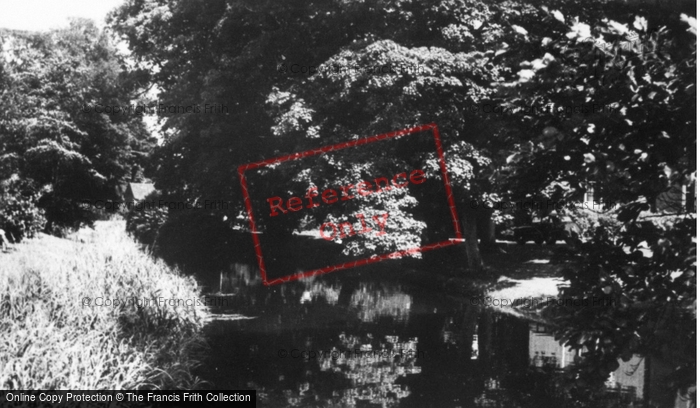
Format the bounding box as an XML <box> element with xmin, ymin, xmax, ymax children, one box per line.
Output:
<box><xmin>192</xmin><ymin>265</ymin><xmax>666</xmax><ymax>408</ymax></box>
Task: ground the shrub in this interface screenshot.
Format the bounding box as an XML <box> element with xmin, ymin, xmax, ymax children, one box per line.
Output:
<box><xmin>125</xmin><ymin>191</ymin><xmax>168</xmax><ymax>247</ymax></box>
<box><xmin>38</xmin><ymin>191</ymin><xmax>101</xmax><ymax>237</ymax></box>
<box><xmin>567</xmin><ymin>208</ymin><xmax>622</xmax><ymax>241</ymax></box>
<box><xmin>0</xmin><ymin>177</ymin><xmax>46</xmax><ymax>243</ymax></box>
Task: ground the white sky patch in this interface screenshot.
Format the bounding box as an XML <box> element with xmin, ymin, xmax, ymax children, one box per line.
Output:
<box><xmin>0</xmin><ymin>0</ymin><xmax>166</xmax><ymax>142</ymax></box>
<box><xmin>0</xmin><ymin>0</ymin><xmax>126</xmax><ymax>32</ymax></box>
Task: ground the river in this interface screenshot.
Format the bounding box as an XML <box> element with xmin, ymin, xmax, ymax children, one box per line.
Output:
<box><xmin>192</xmin><ymin>263</ymin><xmax>679</xmax><ymax>408</ymax></box>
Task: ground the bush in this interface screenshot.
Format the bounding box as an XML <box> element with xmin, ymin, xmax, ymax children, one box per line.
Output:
<box><xmin>125</xmin><ymin>192</ymin><xmax>168</xmax><ymax>247</ymax></box>
<box><xmin>38</xmin><ymin>191</ymin><xmax>101</xmax><ymax>237</ymax></box>
<box><xmin>0</xmin><ymin>177</ymin><xmax>46</xmax><ymax>243</ymax></box>
<box><xmin>567</xmin><ymin>208</ymin><xmax>622</xmax><ymax>241</ymax></box>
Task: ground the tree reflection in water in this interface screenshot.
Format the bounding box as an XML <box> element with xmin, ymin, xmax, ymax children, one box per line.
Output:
<box><xmin>198</xmin><ymin>265</ymin><xmax>671</xmax><ymax>408</ymax></box>
<box><xmin>272</xmin><ymin>281</ymin><xmax>418</xmax><ymax>407</ymax></box>
<box><xmin>349</xmin><ymin>283</ymin><xmax>412</xmax><ymax>323</ymax></box>
<box><xmin>316</xmin><ymin>334</ymin><xmax>420</xmax><ymax>407</ymax></box>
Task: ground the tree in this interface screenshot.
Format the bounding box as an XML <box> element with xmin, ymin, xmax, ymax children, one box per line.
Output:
<box><xmin>492</xmin><ymin>4</ymin><xmax>696</xmax><ymax>397</ymax></box>
<box><xmin>110</xmin><ymin>0</ymin><xmax>696</xmax><ymax>397</ymax></box>
<box><xmin>109</xmin><ymin>0</ymin><xmax>528</xmax><ymax>273</ymax></box>
<box><xmin>0</xmin><ymin>20</ymin><xmax>155</xmax><ymax>235</ymax></box>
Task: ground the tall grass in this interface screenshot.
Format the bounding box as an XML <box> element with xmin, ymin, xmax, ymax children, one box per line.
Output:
<box><xmin>0</xmin><ymin>220</ymin><xmax>208</xmax><ymax>389</ymax></box>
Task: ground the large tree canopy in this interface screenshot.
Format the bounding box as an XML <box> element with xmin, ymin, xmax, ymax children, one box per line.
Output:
<box><xmin>0</xmin><ymin>19</ymin><xmax>155</xmax><ymax>236</ymax></box>
<box><xmin>493</xmin><ymin>7</ymin><xmax>696</xmax><ymax>396</ymax></box>
<box><xmin>109</xmin><ymin>0</ymin><xmax>521</xmax><ymax>271</ymax></box>
<box><xmin>110</xmin><ymin>0</ymin><xmax>696</xmax><ymax>398</ymax></box>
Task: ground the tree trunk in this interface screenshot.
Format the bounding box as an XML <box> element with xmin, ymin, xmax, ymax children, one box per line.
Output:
<box><xmin>478</xmin><ymin>215</ymin><xmax>498</xmax><ymax>254</ymax></box>
<box><xmin>485</xmin><ymin>217</ymin><xmax>496</xmax><ymax>244</ymax></box>
<box><xmin>462</xmin><ymin>212</ymin><xmax>483</xmax><ymax>272</ymax></box>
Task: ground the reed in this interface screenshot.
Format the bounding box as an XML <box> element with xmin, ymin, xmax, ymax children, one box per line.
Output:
<box><xmin>0</xmin><ymin>220</ymin><xmax>207</xmax><ymax>389</ymax></box>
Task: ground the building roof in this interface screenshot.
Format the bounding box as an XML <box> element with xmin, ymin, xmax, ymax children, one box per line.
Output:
<box><xmin>126</xmin><ymin>183</ymin><xmax>156</xmax><ymax>201</ymax></box>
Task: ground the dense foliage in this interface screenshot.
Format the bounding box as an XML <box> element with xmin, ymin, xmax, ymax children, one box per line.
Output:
<box><xmin>109</xmin><ymin>0</ymin><xmax>696</xmax><ymax>399</ymax></box>
<box><xmin>0</xmin><ymin>20</ymin><xmax>155</xmax><ymax>237</ymax></box>
<box><xmin>0</xmin><ymin>176</ymin><xmax>45</xmax><ymax>242</ymax></box>
<box><xmin>124</xmin><ymin>191</ymin><xmax>167</xmax><ymax>247</ymax></box>
<box><xmin>492</xmin><ymin>6</ymin><xmax>697</xmax><ymax>398</ymax></box>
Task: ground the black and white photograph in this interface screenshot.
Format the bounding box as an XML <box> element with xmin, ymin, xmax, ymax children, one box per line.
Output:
<box><xmin>0</xmin><ymin>0</ymin><xmax>696</xmax><ymax>407</ymax></box>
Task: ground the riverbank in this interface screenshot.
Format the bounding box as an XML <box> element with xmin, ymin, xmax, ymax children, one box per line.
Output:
<box><xmin>0</xmin><ymin>220</ymin><xmax>207</xmax><ymax>389</ymax></box>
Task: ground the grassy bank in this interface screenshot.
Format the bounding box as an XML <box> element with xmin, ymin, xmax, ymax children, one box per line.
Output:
<box><xmin>0</xmin><ymin>220</ymin><xmax>207</xmax><ymax>389</ymax></box>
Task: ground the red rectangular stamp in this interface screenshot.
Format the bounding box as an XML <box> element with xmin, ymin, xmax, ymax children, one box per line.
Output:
<box><xmin>238</xmin><ymin>123</ymin><xmax>462</xmax><ymax>286</ymax></box>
